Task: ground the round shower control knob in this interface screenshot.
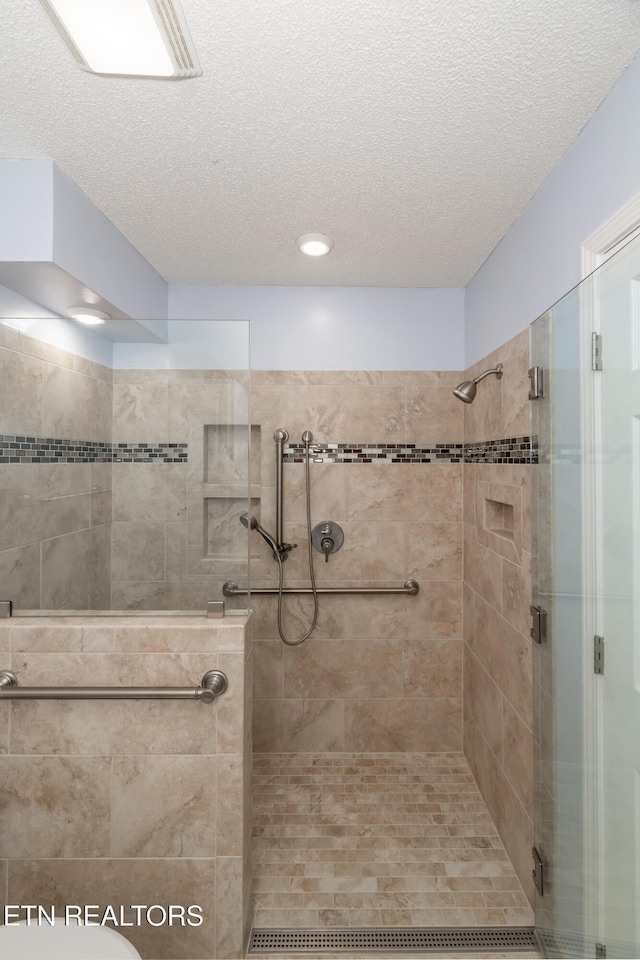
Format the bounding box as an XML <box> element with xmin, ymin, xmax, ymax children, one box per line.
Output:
<box><xmin>311</xmin><ymin>521</ymin><xmax>344</xmax><ymax>560</ymax></box>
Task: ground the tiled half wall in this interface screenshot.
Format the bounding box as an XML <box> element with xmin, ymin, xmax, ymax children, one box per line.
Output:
<box><xmin>0</xmin><ymin>614</ymin><xmax>253</xmax><ymax>960</ymax></box>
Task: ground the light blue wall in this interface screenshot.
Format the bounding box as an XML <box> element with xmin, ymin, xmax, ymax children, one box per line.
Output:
<box><xmin>465</xmin><ymin>52</ymin><xmax>640</xmax><ymax>366</ymax></box>
<box><xmin>169</xmin><ymin>284</ymin><xmax>466</xmax><ymax>370</ymax></box>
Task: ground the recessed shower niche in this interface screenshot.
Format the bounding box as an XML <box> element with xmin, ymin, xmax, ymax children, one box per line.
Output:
<box><xmin>187</xmin><ymin>424</ymin><xmax>260</xmax><ymax>575</ymax></box>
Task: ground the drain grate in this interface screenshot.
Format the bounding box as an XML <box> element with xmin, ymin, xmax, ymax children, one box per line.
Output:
<box><xmin>249</xmin><ymin>925</ymin><xmax>538</xmax><ymax>954</ymax></box>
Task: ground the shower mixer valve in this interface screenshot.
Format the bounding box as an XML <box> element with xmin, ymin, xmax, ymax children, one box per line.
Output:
<box><xmin>311</xmin><ymin>521</ymin><xmax>344</xmax><ymax>562</ymax></box>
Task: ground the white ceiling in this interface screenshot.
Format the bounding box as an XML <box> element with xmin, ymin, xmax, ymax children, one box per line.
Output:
<box><xmin>2</xmin><ymin>0</ymin><xmax>640</xmax><ymax>288</ymax></box>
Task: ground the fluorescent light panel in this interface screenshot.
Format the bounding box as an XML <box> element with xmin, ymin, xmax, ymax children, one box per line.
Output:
<box><xmin>40</xmin><ymin>0</ymin><xmax>201</xmax><ymax>78</ymax></box>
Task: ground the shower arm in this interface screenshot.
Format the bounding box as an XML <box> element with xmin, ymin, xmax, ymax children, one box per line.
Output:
<box><xmin>472</xmin><ymin>364</ymin><xmax>503</xmax><ymax>385</ymax></box>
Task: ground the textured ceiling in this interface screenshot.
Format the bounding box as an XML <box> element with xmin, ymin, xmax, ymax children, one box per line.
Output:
<box><xmin>2</xmin><ymin>0</ymin><xmax>640</xmax><ymax>287</ymax></box>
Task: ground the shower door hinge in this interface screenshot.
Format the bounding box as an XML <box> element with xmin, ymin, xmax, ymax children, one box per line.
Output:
<box><xmin>595</xmin><ymin>944</ymin><xmax>607</xmax><ymax>958</ymax></box>
<box><xmin>592</xmin><ymin>332</ymin><xmax>603</xmax><ymax>371</ymax></box>
<box><xmin>594</xmin><ymin>635</ymin><xmax>605</xmax><ymax>675</ymax></box>
<box><xmin>529</xmin><ymin>604</ymin><xmax>546</xmax><ymax>644</ymax></box>
<box><xmin>531</xmin><ymin>846</ymin><xmax>545</xmax><ymax>896</ymax></box>
<box><xmin>0</xmin><ymin>601</ymin><xmax>12</xmax><ymax>619</ymax></box>
<box><xmin>528</xmin><ymin>366</ymin><xmax>544</xmax><ymax>400</ymax></box>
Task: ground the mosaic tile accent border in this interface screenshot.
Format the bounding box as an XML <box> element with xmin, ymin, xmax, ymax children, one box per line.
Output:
<box><xmin>0</xmin><ymin>435</ymin><xmax>188</xmax><ymax>464</ymax></box>
<box><xmin>285</xmin><ymin>437</ymin><xmax>537</xmax><ymax>465</ymax></box>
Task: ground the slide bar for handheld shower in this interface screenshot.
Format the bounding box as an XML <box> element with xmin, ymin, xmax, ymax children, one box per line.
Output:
<box><xmin>223</xmin><ymin>579</ymin><xmax>420</xmax><ymax>596</ymax></box>
<box><xmin>273</xmin><ymin>428</ymin><xmax>288</xmax><ymax>549</ymax></box>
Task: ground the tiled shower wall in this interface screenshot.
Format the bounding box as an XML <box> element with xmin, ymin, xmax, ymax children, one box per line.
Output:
<box><xmin>461</xmin><ymin>328</ymin><xmax>535</xmax><ymax>903</ymax></box>
<box><xmin>250</xmin><ymin>371</ymin><xmax>465</xmax><ymax>753</ymax></box>
<box><xmin>0</xmin><ymin>321</ymin><xmax>250</xmax><ymax>611</ymax></box>
<box><xmin>0</xmin><ymin>614</ymin><xmax>253</xmax><ymax>959</ymax></box>
<box><xmin>0</xmin><ymin>326</ymin><xmax>113</xmax><ymax>609</ymax></box>
<box><xmin>110</xmin><ymin>369</ymin><xmax>250</xmax><ymax>610</ymax></box>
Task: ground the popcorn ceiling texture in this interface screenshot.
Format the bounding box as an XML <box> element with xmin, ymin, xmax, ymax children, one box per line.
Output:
<box><xmin>2</xmin><ymin>0</ymin><xmax>640</xmax><ymax>286</ymax></box>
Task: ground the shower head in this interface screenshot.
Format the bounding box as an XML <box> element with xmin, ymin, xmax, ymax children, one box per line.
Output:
<box><xmin>452</xmin><ymin>363</ymin><xmax>503</xmax><ymax>403</ymax></box>
<box><xmin>239</xmin><ymin>513</ymin><xmax>280</xmax><ymax>554</ymax></box>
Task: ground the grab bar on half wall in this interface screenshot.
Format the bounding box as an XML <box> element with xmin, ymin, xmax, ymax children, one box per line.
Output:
<box><xmin>223</xmin><ymin>579</ymin><xmax>420</xmax><ymax>597</ymax></box>
<box><xmin>0</xmin><ymin>669</ymin><xmax>228</xmax><ymax>703</ymax></box>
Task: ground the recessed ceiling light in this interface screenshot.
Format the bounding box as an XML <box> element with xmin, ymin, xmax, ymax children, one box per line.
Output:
<box><xmin>38</xmin><ymin>0</ymin><xmax>202</xmax><ymax>79</ymax></box>
<box><xmin>296</xmin><ymin>234</ymin><xmax>334</xmax><ymax>257</ymax></box>
<box><xmin>67</xmin><ymin>307</ymin><xmax>110</xmax><ymax>326</ymax></box>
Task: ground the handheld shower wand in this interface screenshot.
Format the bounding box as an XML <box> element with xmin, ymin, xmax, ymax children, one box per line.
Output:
<box><xmin>239</xmin><ymin>513</ymin><xmax>281</xmax><ymax>558</ymax></box>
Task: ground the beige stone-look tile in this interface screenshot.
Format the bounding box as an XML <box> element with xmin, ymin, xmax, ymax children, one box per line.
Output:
<box><xmin>473</xmin><ymin>730</ymin><xmax>534</xmax><ymax>904</ymax></box>
<box><xmin>0</xmin><ymin>481</ymin><xmax>92</xmax><ymax>554</ymax></box>
<box><xmin>113</xmin><ymin>621</ymin><xmax>219</xmax><ymax>653</ymax></box>
<box><xmin>112</xmin><ymin>462</ymin><xmax>187</xmax><ymax>522</ymax></box>
<box><xmin>463</xmin><ymin>367</ymin><xmax>503</xmax><ymax>445</ymax></box>
<box><xmin>405</xmin><ymin>522</ymin><xmax>462</xmax><ymax>581</ymax></box>
<box><xmin>0</xmin><ymin>347</ymin><xmax>42</xmax><ymax>435</ymax></box>
<box><xmin>284</xmin><ymin>638</ymin><xmax>403</xmax><ymax>700</ymax></box>
<box><xmin>502</xmin><ymin>348</ymin><xmax>531</xmax><ymax>439</ymax></box>
<box><xmin>345</xmin><ymin>463</ymin><xmax>462</xmax><ymax>522</ymax></box>
<box><xmin>278</xmin><ymin>462</ymin><xmax>347</xmax><ymax>523</ymax></box>
<box><xmin>403</xmin><ymin>638</ymin><xmax>462</xmax><ymax>698</ymax></box>
<box><xmin>43</xmin><ymin>363</ymin><xmax>112</xmax><ymax>442</ymax></box>
<box><xmin>113</xmin><ymin>382</ymin><xmax>169</xmax><ymax>442</ymax></box>
<box><xmin>463</xmin><ymin>646</ymin><xmax>503</xmax><ymax>760</ymax></box>
<box><xmin>253</xmin><ymin>699</ymin><xmax>345</xmax><ymax>752</ymax></box>
<box><xmin>344</xmin><ymin>699</ymin><xmax>461</xmax><ymax>751</ymax></box>
<box><xmin>502</xmin><ymin>551</ymin><xmax>532</xmax><ymax>639</ymax></box>
<box><xmin>18</xmin><ymin>333</ymin><xmax>75</xmax><ymax>370</ymax></box>
<box><xmin>8</xmin><ymin>858</ymin><xmax>217</xmax><ymax>960</ymax></box>
<box><xmin>216</xmin><ymin>855</ymin><xmax>247</xmax><ymax>959</ymax></box>
<box><xmin>91</xmin><ymin>461</ymin><xmax>113</xmax><ymax>493</ymax></box>
<box><xmin>463</xmin><ymin>463</ymin><xmax>476</xmax><ymax>526</ymax></box>
<box><xmin>0</xmin><ymin>756</ymin><xmax>110</xmax><ymax>857</ymax></box>
<box><xmin>253</xmin><ymin>581</ymin><xmax>461</xmax><ymax>643</ymax></box>
<box><xmin>110</xmin><ymin>579</ymin><xmax>214</xmax><ymax>611</ymax></box>
<box><xmin>474</xmin><ymin>596</ymin><xmax>533</xmax><ymax>729</ymax></box>
<box><xmin>217</xmin><ymin>651</ymin><xmax>246</xmax><ymax>754</ymax></box>
<box><xmin>476</xmin><ymin>480</ymin><xmax>522</xmax><ymax>564</ymax></box>
<box><xmin>41</xmin><ymin>525</ymin><xmax>110</xmax><ymax>609</ymax></box>
<box><xmin>0</xmin><ymin>325</ymin><xmax>20</xmax><ymax>350</ymax></box>
<box><xmin>111</xmin><ymin>755</ymin><xmax>217</xmax><ymax>858</ymax></box>
<box><xmin>464</xmin><ymin>522</ymin><xmax>502</xmax><ymax>612</ymax></box>
<box><xmin>502</xmin><ymin>698</ymin><xmax>534</xmax><ymax>811</ymax></box>
<box><xmin>405</xmin><ymin>380</ymin><xmax>464</xmax><ymax>445</ymax></box>
<box><xmin>111</xmin><ymin>521</ymin><xmax>166</xmax><ymax>581</ymax></box>
<box><xmin>463</xmin><ymin>582</ymin><xmax>475</xmax><ymax>648</ymax></box>
<box><xmin>216</xmin><ymin>754</ymin><xmax>244</xmax><ymax>857</ymax></box>
<box><xmin>72</xmin><ymin>353</ymin><xmax>113</xmax><ymax>383</ymax></box>
<box><xmin>252</xmin><ymin>640</ymin><xmax>283</xmax><ymax>700</ymax></box>
<box><xmin>91</xmin><ymin>489</ymin><xmax>112</xmax><ymax>526</ymax></box>
<box><xmin>252</xmin><ymin>383</ymin><xmax>405</xmax><ymax>446</ymax></box>
<box><xmin>0</xmin><ymin>543</ymin><xmax>41</xmax><ymax>608</ymax></box>
<box><xmin>10</xmin><ymin>621</ymin><xmax>115</xmax><ymax>653</ymax></box>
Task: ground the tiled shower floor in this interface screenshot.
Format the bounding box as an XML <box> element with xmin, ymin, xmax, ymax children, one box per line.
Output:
<box><xmin>251</xmin><ymin>753</ymin><xmax>534</xmax><ymax>933</ymax></box>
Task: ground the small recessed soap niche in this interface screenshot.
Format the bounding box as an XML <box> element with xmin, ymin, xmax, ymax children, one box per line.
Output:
<box><xmin>477</xmin><ymin>480</ymin><xmax>522</xmax><ymax>563</ymax></box>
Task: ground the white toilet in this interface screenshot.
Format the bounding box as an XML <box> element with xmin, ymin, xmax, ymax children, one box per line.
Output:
<box><xmin>0</xmin><ymin>918</ymin><xmax>141</xmax><ymax>958</ymax></box>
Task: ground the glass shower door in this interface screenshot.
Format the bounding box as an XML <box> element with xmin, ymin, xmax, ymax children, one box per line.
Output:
<box><xmin>597</xmin><ymin>236</ymin><xmax>640</xmax><ymax>958</ymax></box>
<box><xmin>532</xmin><ymin>231</ymin><xmax>640</xmax><ymax>958</ymax></box>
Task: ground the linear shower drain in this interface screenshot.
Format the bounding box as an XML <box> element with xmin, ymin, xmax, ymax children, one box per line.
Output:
<box><xmin>249</xmin><ymin>925</ymin><xmax>538</xmax><ymax>954</ymax></box>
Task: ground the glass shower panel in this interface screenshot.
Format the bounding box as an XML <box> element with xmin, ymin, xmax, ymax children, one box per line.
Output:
<box><xmin>531</xmin><ymin>282</ymin><xmax>589</xmax><ymax>958</ymax></box>
<box><xmin>0</xmin><ymin>317</ymin><xmax>250</xmax><ymax>615</ymax></box>
<box><xmin>597</xmin><ymin>236</ymin><xmax>640</xmax><ymax>958</ymax></box>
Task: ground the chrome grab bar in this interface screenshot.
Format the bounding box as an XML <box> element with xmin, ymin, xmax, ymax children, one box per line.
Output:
<box><xmin>0</xmin><ymin>669</ymin><xmax>228</xmax><ymax>703</ymax></box>
<box><xmin>223</xmin><ymin>579</ymin><xmax>419</xmax><ymax>597</ymax></box>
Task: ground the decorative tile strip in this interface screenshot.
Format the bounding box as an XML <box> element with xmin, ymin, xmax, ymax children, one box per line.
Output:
<box><xmin>284</xmin><ymin>442</ymin><xmax>465</xmax><ymax>464</ymax></box>
<box><xmin>113</xmin><ymin>442</ymin><xmax>188</xmax><ymax>463</ymax></box>
<box><xmin>0</xmin><ymin>434</ymin><xmax>188</xmax><ymax>464</ymax></box>
<box><xmin>284</xmin><ymin>437</ymin><xmax>537</xmax><ymax>465</ymax></box>
<box><xmin>464</xmin><ymin>436</ymin><xmax>537</xmax><ymax>465</ymax></box>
